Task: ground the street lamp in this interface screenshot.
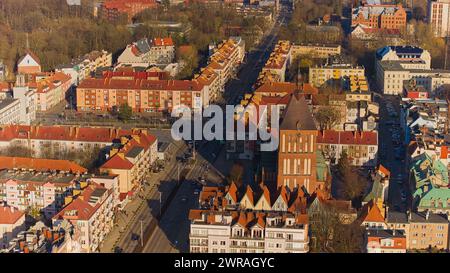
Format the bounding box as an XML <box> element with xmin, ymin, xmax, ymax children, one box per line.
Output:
<box><xmin>159</xmin><ymin>191</ymin><xmax>162</xmax><ymax>216</ymax></box>
<box><xmin>140</xmin><ymin>219</ymin><xmax>144</xmax><ymax>247</ymax></box>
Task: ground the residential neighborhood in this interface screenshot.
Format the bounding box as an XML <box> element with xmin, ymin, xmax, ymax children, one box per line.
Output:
<box><xmin>0</xmin><ymin>0</ymin><xmax>450</xmax><ymax>259</ymax></box>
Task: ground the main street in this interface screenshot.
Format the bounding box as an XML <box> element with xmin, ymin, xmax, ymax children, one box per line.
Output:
<box><xmin>140</xmin><ymin>3</ymin><xmax>292</xmax><ymax>253</ymax></box>
<box><xmin>378</xmin><ymin>95</ymin><xmax>409</xmax><ymax>212</ymax></box>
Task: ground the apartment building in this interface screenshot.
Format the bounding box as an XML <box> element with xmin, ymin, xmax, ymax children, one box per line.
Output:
<box><xmin>189</xmin><ymin>210</ymin><xmax>309</xmax><ymax>253</ymax></box>
<box><xmin>118</xmin><ymin>37</ymin><xmax>175</xmax><ymax>66</ymax></box>
<box><xmin>100</xmin><ymin>132</ymin><xmax>157</xmax><ymax>194</ymax></box>
<box><xmin>0</xmin><ymin>99</ymin><xmax>22</xmax><ymax>125</ymax></box>
<box><xmin>100</xmin><ymin>0</ymin><xmax>157</xmax><ymax>22</ymax></box>
<box><xmin>428</xmin><ymin>0</ymin><xmax>450</xmax><ymax>37</ymax></box>
<box><xmin>317</xmin><ymin>130</ymin><xmax>378</xmax><ymax>166</ymax></box>
<box><xmin>23</xmin><ymin>72</ymin><xmax>72</xmax><ymax>112</ymax></box>
<box><xmin>0</xmin><ymin>169</ymin><xmax>83</xmax><ymax>219</ymax></box>
<box><xmin>351</xmin><ymin>4</ymin><xmax>407</xmax><ymax>30</ymax></box>
<box><xmin>194</xmin><ymin>67</ymin><xmax>221</xmax><ymax>103</ymax></box>
<box><xmin>261</xmin><ymin>40</ymin><xmax>291</xmax><ymax>82</ymax></box>
<box><xmin>309</xmin><ymin>62</ymin><xmax>365</xmax><ymax>88</ymax></box>
<box><xmin>52</xmin><ymin>183</ymin><xmax>115</xmax><ymax>253</ymax></box>
<box><xmin>0</xmin><ymin>125</ymin><xmax>154</xmax><ymax>160</ymax></box>
<box><xmin>0</xmin><ymin>205</ymin><xmax>26</xmax><ymax>249</ymax></box>
<box><xmin>366</xmin><ymin>229</ymin><xmax>407</xmax><ymax>253</ymax></box>
<box><xmin>351</xmin><ymin>25</ymin><xmax>403</xmax><ymax>45</ymax></box>
<box><xmin>56</xmin><ymin>50</ymin><xmax>112</xmax><ymax>85</ymax></box>
<box><xmin>76</xmin><ymin>78</ymin><xmax>208</xmax><ymax>112</ymax></box>
<box><xmin>277</xmin><ymin>94</ymin><xmax>323</xmax><ymax>192</ymax></box>
<box><xmin>375</xmin><ymin>46</ymin><xmax>450</xmax><ymax>95</ymax></box>
<box><xmin>207</xmin><ymin>37</ymin><xmax>245</xmax><ymax>89</ymax></box>
<box><xmin>408</xmin><ymin>211</ymin><xmax>449</xmax><ymax>250</ymax></box>
<box><xmin>291</xmin><ymin>43</ymin><xmax>341</xmax><ymax>59</ymax></box>
<box><xmin>0</xmin><ymin>157</ymin><xmax>86</xmax><ymax>174</ymax></box>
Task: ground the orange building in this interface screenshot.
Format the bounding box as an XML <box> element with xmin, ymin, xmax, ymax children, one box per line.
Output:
<box><xmin>76</xmin><ymin>78</ymin><xmax>207</xmax><ymax>112</ymax></box>
<box><xmin>277</xmin><ymin>93</ymin><xmax>322</xmax><ymax>193</ymax></box>
<box><xmin>101</xmin><ymin>0</ymin><xmax>158</xmax><ymax>22</ymax></box>
<box><xmin>351</xmin><ymin>4</ymin><xmax>407</xmax><ymax>30</ymax></box>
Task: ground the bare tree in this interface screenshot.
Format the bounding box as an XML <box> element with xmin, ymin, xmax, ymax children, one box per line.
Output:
<box><xmin>315</xmin><ymin>106</ymin><xmax>341</xmax><ymax>130</ymax></box>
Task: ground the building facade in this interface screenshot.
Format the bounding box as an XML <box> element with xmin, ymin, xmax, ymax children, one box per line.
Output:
<box><xmin>351</xmin><ymin>4</ymin><xmax>407</xmax><ymax>30</ymax></box>
<box><xmin>428</xmin><ymin>0</ymin><xmax>450</xmax><ymax>37</ymax></box>
<box><xmin>52</xmin><ymin>183</ymin><xmax>115</xmax><ymax>253</ymax></box>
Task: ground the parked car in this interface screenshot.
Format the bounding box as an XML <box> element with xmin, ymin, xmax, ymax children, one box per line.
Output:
<box><xmin>131</xmin><ymin>233</ymin><xmax>140</xmax><ymax>241</ymax></box>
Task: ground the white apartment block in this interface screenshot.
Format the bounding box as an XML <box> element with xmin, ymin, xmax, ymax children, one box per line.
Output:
<box><xmin>309</xmin><ymin>64</ymin><xmax>365</xmax><ymax>88</ymax></box>
<box><xmin>56</xmin><ymin>50</ymin><xmax>112</xmax><ymax>85</ymax></box>
<box><xmin>375</xmin><ymin>45</ymin><xmax>450</xmax><ymax>95</ymax></box>
<box><xmin>428</xmin><ymin>0</ymin><xmax>450</xmax><ymax>37</ymax></box>
<box><xmin>207</xmin><ymin>37</ymin><xmax>246</xmax><ymax>90</ymax></box>
<box><xmin>291</xmin><ymin>43</ymin><xmax>341</xmax><ymax>59</ymax></box>
<box><xmin>52</xmin><ymin>183</ymin><xmax>115</xmax><ymax>253</ymax></box>
<box><xmin>0</xmin><ymin>80</ymin><xmax>37</xmax><ymax>126</ymax></box>
<box><xmin>118</xmin><ymin>38</ymin><xmax>175</xmax><ymax>66</ymax></box>
<box><xmin>189</xmin><ymin>211</ymin><xmax>309</xmax><ymax>253</ymax></box>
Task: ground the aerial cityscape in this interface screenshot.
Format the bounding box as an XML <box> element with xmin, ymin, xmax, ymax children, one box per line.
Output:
<box><xmin>0</xmin><ymin>0</ymin><xmax>450</xmax><ymax>257</ymax></box>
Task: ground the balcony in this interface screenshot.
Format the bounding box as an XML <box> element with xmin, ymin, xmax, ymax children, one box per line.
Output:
<box><xmin>286</xmin><ymin>245</ymin><xmax>309</xmax><ymax>253</ymax></box>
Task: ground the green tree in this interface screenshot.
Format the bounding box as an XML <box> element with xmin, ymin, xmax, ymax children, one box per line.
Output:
<box><xmin>118</xmin><ymin>103</ymin><xmax>133</xmax><ymax>121</ymax></box>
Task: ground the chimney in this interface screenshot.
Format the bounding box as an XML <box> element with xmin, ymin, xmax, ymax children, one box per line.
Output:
<box><xmin>75</xmin><ymin>127</ymin><xmax>80</xmax><ymax>137</ymax></box>
<box><xmin>426</xmin><ymin>210</ymin><xmax>430</xmax><ymax>220</ymax></box>
<box><xmin>10</xmin><ymin>206</ymin><xmax>14</xmax><ymax>213</ymax></box>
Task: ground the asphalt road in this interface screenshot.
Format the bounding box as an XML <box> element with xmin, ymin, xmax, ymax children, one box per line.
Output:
<box><xmin>140</xmin><ymin>4</ymin><xmax>292</xmax><ymax>253</ymax></box>
<box><xmin>378</xmin><ymin>95</ymin><xmax>409</xmax><ymax>212</ymax></box>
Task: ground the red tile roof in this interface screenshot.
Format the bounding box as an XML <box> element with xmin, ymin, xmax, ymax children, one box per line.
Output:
<box><xmin>78</xmin><ymin>78</ymin><xmax>204</xmax><ymax>92</ymax></box>
<box><xmin>0</xmin><ymin>206</ymin><xmax>25</xmax><ymax>224</ymax></box>
<box><xmin>102</xmin><ymin>71</ymin><xmax>169</xmax><ymax>80</ymax></box>
<box><xmin>0</xmin><ymin>156</ymin><xmax>87</xmax><ymax>173</ymax></box>
<box><xmin>0</xmin><ymin>125</ymin><xmax>151</xmax><ymax>144</ymax></box>
<box><xmin>254</xmin><ymin>82</ymin><xmax>297</xmax><ymax>95</ymax></box>
<box><xmin>100</xmin><ymin>132</ymin><xmax>157</xmax><ymax>170</ymax></box>
<box><xmin>360</xmin><ymin>201</ymin><xmax>385</xmax><ymax>223</ymax></box>
<box><xmin>152</xmin><ymin>37</ymin><xmax>174</xmax><ymax>47</ymax></box>
<box><xmin>30</xmin><ymin>72</ymin><xmax>71</xmax><ymax>94</ymax></box>
<box><xmin>378</xmin><ymin>164</ymin><xmax>390</xmax><ymax>177</ymax></box>
<box><xmin>53</xmin><ymin>183</ymin><xmax>110</xmax><ymax>221</ymax></box>
<box><xmin>317</xmin><ymin>130</ymin><xmax>378</xmax><ymax>145</ymax></box>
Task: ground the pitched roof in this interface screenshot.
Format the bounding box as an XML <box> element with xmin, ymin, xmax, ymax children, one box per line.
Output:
<box><xmin>0</xmin><ymin>156</ymin><xmax>87</xmax><ymax>173</ymax></box>
<box><xmin>0</xmin><ymin>206</ymin><xmax>25</xmax><ymax>224</ymax></box>
<box><xmin>360</xmin><ymin>201</ymin><xmax>385</xmax><ymax>223</ymax></box>
<box><xmin>280</xmin><ymin>93</ymin><xmax>317</xmax><ymax>130</ymax></box>
<box><xmin>0</xmin><ymin>125</ymin><xmax>153</xmax><ymax>144</ymax></box>
<box><xmin>18</xmin><ymin>50</ymin><xmax>41</xmax><ymax>67</ymax></box>
<box><xmin>378</xmin><ymin>164</ymin><xmax>390</xmax><ymax>177</ymax></box>
<box><xmin>78</xmin><ymin>78</ymin><xmax>204</xmax><ymax>92</ymax></box>
<box><xmin>53</xmin><ymin>183</ymin><xmax>109</xmax><ymax>221</ymax></box>
<box><xmin>317</xmin><ymin>130</ymin><xmax>378</xmax><ymax>145</ymax></box>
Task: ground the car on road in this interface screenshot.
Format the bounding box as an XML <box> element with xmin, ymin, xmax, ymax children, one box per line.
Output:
<box><xmin>131</xmin><ymin>233</ymin><xmax>140</xmax><ymax>241</ymax></box>
<box><xmin>181</xmin><ymin>196</ymin><xmax>188</xmax><ymax>202</ymax></box>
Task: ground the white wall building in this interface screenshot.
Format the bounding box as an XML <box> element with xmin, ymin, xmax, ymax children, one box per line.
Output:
<box><xmin>189</xmin><ymin>211</ymin><xmax>309</xmax><ymax>253</ymax></box>
<box><xmin>0</xmin><ymin>205</ymin><xmax>26</xmax><ymax>249</ymax></box>
<box><xmin>428</xmin><ymin>0</ymin><xmax>450</xmax><ymax>37</ymax></box>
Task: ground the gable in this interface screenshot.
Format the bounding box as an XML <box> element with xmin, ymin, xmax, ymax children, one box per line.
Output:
<box><xmin>18</xmin><ymin>54</ymin><xmax>40</xmax><ymax>68</ymax></box>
